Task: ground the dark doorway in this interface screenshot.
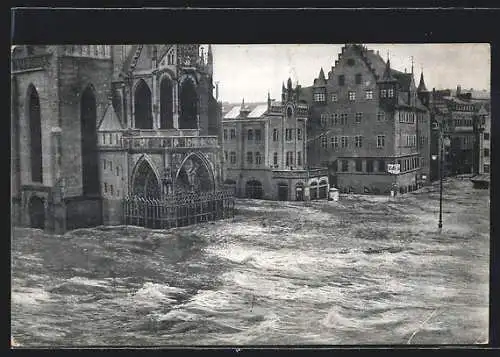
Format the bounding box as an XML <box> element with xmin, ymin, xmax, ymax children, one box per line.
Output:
<box><xmin>28</xmin><ymin>86</ymin><xmax>43</xmax><ymax>183</ymax></box>
<box><xmin>278</xmin><ymin>183</ymin><xmax>289</xmax><ymax>201</ymax></box>
<box><xmin>310</xmin><ymin>182</ymin><xmax>318</xmax><ymax>200</ymax></box>
<box><xmin>160</xmin><ymin>77</ymin><xmax>173</xmax><ymax>129</ymax></box>
<box><xmin>134</xmin><ymin>79</ymin><xmax>153</xmax><ymax>129</ymax></box>
<box><xmin>29</xmin><ymin>196</ymin><xmax>45</xmax><ymax>229</ymax></box>
<box><xmin>296</xmin><ymin>183</ymin><xmax>304</xmax><ymax>201</ymax></box>
<box><xmin>246</xmin><ymin>180</ymin><xmax>263</xmax><ymax>199</ymax></box>
<box><xmin>319</xmin><ymin>180</ymin><xmax>328</xmax><ymax>199</ymax></box>
<box><xmin>328</xmin><ymin>174</ymin><xmax>337</xmax><ymax>188</ymax></box>
<box><xmin>179</xmin><ymin>79</ymin><xmax>198</xmax><ymax>129</ymax></box>
<box><xmin>81</xmin><ymin>86</ymin><xmax>100</xmax><ymax>196</ymax></box>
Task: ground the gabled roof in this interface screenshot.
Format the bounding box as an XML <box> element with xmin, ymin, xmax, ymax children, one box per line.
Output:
<box><xmin>391</xmin><ymin>70</ymin><xmax>413</xmax><ymax>91</ymax></box>
<box><xmin>98</xmin><ymin>103</ymin><xmax>124</xmax><ymax>131</ymax></box>
<box><xmin>247</xmin><ymin>104</ymin><xmax>268</xmax><ymax>118</ymax></box>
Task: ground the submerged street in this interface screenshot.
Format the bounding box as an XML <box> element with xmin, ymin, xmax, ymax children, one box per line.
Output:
<box><xmin>11</xmin><ymin>177</ymin><xmax>489</xmax><ymax>346</ymax></box>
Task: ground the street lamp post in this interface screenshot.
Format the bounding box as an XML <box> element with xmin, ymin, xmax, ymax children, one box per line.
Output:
<box><xmin>432</xmin><ymin>121</ymin><xmax>450</xmax><ymax>231</ymax></box>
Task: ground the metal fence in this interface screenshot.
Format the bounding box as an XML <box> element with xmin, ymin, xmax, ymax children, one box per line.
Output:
<box><xmin>123</xmin><ymin>189</ymin><xmax>235</xmax><ymax>229</ymax></box>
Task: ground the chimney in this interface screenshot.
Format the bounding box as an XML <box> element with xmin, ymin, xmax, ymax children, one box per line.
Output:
<box><xmin>457</xmin><ymin>85</ymin><xmax>461</xmax><ymax>96</ymax></box>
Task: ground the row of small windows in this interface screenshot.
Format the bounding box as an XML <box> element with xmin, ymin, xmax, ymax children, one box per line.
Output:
<box><xmin>402</xmin><ymin>135</ymin><xmax>417</xmax><ymax>147</ymax></box>
<box><xmin>453</xmin><ymin>104</ymin><xmax>475</xmax><ymax>112</ymax></box>
<box><xmin>337</xmin><ymin>73</ymin><xmax>363</xmax><ymax>86</ymax></box>
<box><xmin>398</xmin><ymin>111</ymin><xmax>416</xmax><ymax>124</ymax></box>
<box><xmin>333</xmin><ymin>157</ymin><xmax>421</xmax><ymax>173</ymax></box>
<box><xmin>320</xmin><ymin>112</ymin><xmax>386</xmax><ymax>126</ymax></box>
<box><xmin>103</xmin><ymin>182</ymin><xmax>120</xmax><ymax>197</ymax></box>
<box><xmin>102</xmin><ymin>160</ymin><xmax>122</xmax><ymax>176</ymax></box>
<box><xmin>454</xmin><ymin>119</ymin><xmax>473</xmax><ymax>127</ymax></box>
<box><xmin>314</xmin><ymin>89</ymin><xmax>374</xmax><ymax>103</ymax></box>
<box><xmin>320</xmin><ymin>135</ymin><xmax>386</xmax><ymax>149</ymax></box>
<box><xmin>223</xmin><ymin>151</ymin><xmax>303</xmax><ymax>167</ymax></box>
<box><xmin>66</xmin><ymin>45</ymin><xmax>111</xmax><ymax>57</ymax></box>
<box><xmin>101</xmin><ymin>133</ymin><xmax>121</xmax><ymax>145</ymax></box>
<box><xmin>283</xmin><ymin>151</ymin><xmax>302</xmax><ymax>166</ymax></box>
<box><xmin>224</xmin><ymin>128</ymin><xmax>303</xmax><ymax>142</ymax></box>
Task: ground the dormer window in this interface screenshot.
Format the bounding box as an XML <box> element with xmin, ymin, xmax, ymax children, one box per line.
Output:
<box><xmin>331</xmin><ymin>93</ymin><xmax>338</xmax><ymax>102</ymax></box>
<box><xmin>314</xmin><ymin>92</ymin><xmax>326</xmax><ymax>102</ymax></box>
<box><xmin>380</xmin><ymin>89</ymin><xmax>387</xmax><ymax>98</ymax></box>
<box><xmin>388</xmin><ymin>88</ymin><xmax>394</xmax><ymax>98</ymax></box>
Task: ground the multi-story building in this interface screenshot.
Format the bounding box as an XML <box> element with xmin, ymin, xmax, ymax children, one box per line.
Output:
<box><xmin>222</xmin><ymin>79</ymin><xmax>329</xmax><ymax>201</ymax></box>
<box><xmin>427</xmin><ymin>86</ymin><xmax>490</xmax><ymax>180</ymax></box>
<box><xmin>11</xmin><ymin>44</ymin><xmax>223</xmax><ymax>233</ymax></box>
<box><xmin>305</xmin><ymin>44</ymin><xmax>431</xmax><ymax>195</ymax></box>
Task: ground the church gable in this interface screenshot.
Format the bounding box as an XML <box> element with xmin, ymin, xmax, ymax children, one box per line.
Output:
<box><xmin>98</xmin><ymin>103</ymin><xmax>124</xmax><ymax>131</ymax></box>
<box><xmin>133</xmin><ymin>45</ymin><xmax>154</xmax><ymax>71</ymax></box>
<box><xmin>158</xmin><ymin>45</ymin><xmax>176</xmax><ymax>70</ymax></box>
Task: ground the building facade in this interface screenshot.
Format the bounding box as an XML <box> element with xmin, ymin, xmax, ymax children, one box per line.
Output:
<box><xmin>11</xmin><ymin>44</ymin><xmax>223</xmax><ymax>233</ymax></box>
<box><xmin>305</xmin><ymin>44</ymin><xmax>431</xmax><ymax>195</ymax></box>
<box><xmin>222</xmin><ymin>79</ymin><xmax>329</xmax><ymax>201</ymax></box>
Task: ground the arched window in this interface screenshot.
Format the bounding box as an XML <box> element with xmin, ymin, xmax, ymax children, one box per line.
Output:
<box><xmin>132</xmin><ymin>159</ymin><xmax>161</xmax><ymax>199</ymax></box>
<box><xmin>134</xmin><ymin>79</ymin><xmax>153</xmax><ymax>129</ymax></box>
<box><xmin>160</xmin><ymin>77</ymin><xmax>173</xmax><ymax>129</ymax></box>
<box><xmin>179</xmin><ymin>78</ymin><xmax>198</xmax><ymax>129</ymax></box>
<box><xmin>27</xmin><ymin>85</ymin><xmax>43</xmax><ymax>183</ymax></box>
<box><xmin>80</xmin><ymin>86</ymin><xmax>100</xmax><ymax>196</ymax></box>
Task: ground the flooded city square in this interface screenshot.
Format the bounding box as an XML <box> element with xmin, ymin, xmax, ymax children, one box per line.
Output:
<box><xmin>11</xmin><ymin>178</ymin><xmax>490</xmax><ymax>347</ymax></box>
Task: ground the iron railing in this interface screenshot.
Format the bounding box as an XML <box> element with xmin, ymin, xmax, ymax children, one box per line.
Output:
<box><xmin>123</xmin><ymin>189</ymin><xmax>235</xmax><ymax>229</ymax></box>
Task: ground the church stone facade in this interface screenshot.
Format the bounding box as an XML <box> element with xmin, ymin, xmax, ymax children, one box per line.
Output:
<box><xmin>11</xmin><ymin>44</ymin><xmax>223</xmax><ymax>233</ymax></box>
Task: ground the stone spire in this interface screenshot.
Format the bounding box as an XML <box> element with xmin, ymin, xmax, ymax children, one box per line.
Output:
<box><xmin>417</xmin><ymin>71</ymin><xmax>428</xmax><ymax>92</ymax></box>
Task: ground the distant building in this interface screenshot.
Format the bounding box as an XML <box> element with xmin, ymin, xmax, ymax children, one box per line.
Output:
<box><xmin>427</xmin><ymin>86</ymin><xmax>490</xmax><ymax>179</ymax></box>
<box><xmin>11</xmin><ymin>44</ymin><xmax>224</xmax><ymax>233</ymax></box>
<box><xmin>304</xmin><ymin>44</ymin><xmax>431</xmax><ymax>195</ymax></box>
<box><xmin>222</xmin><ymin>79</ymin><xmax>329</xmax><ymax>201</ymax></box>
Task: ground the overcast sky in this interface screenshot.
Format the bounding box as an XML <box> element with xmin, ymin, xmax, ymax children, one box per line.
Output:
<box><xmin>209</xmin><ymin>44</ymin><xmax>490</xmax><ymax>104</ymax></box>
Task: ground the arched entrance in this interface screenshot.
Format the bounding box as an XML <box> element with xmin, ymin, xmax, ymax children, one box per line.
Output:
<box><xmin>132</xmin><ymin>159</ymin><xmax>161</xmax><ymax>199</ymax></box>
<box><xmin>223</xmin><ymin>179</ymin><xmax>237</xmax><ymax>196</ymax></box>
<box><xmin>179</xmin><ymin>79</ymin><xmax>197</xmax><ymax>129</ymax></box>
<box><xmin>81</xmin><ymin>86</ymin><xmax>100</xmax><ymax>196</ymax></box>
<box><xmin>310</xmin><ymin>181</ymin><xmax>318</xmax><ymax>200</ymax></box>
<box><xmin>319</xmin><ymin>180</ymin><xmax>328</xmax><ymax>199</ymax></box>
<box><xmin>160</xmin><ymin>77</ymin><xmax>173</xmax><ymax>129</ymax></box>
<box><xmin>278</xmin><ymin>182</ymin><xmax>289</xmax><ymax>201</ymax></box>
<box><xmin>246</xmin><ymin>180</ymin><xmax>263</xmax><ymax>199</ymax></box>
<box><xmin>175</xmin><ymin>154</ymin><xmax>215</xmax><ymax>193</ymax></box>
<box><xmin>295</xmin><ymin>182</ymin><xmax>304</xmax><ymax>201</ymax></box>
<box><xmin>134</xmin><ymin>79</ymin><xmax>153</xmax><ymax>129</ymax></box>
<box><xmin>29</xmin><ymin>196</ymin><xmax>45</xmax><ymax>229</ymax></box>
<box><xmin>28</xmin><ymin>85</ymin><xmax>43</xmax><ymax>183</ymax></box>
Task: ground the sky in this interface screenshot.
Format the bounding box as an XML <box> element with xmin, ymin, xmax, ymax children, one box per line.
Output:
<box><xmin>208</xmin><ymin>44</ymin><xmax>491</xmax><ymax>104</ymax></box>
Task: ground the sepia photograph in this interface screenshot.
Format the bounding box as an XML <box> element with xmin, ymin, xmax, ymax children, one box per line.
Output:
<box><xmin>10</xmin><ymin>41</ymin><xmax>491</xmax><ymax>347</ymax></box>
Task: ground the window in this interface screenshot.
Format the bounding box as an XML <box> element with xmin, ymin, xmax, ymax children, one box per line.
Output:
<box><xmin>223</xmin><ymin>129</ymin><xmax>227</xmax><ymax>140</ymax></box>
<box><xmin>484</xmin><ymin>132</ymin><xmax>490</xmax><ymax>140</ymax></box>
<box><xmin>365</xmin><ymin>90</ymin><xmax>373</xmax><ymax>100</ymax></box>
<box><xmin>255</xmin><ymin>129</ymin><xmax>262</xmax><ymax>142</ymax></box>
<box><xmin>484</xmin><ymin>164</ymin><xmax>490</xmax><ymax>173</ymax></box>
<box><xmin>355</xmin><ymin>73</ymin><xmax>362</xmax><ymax>84</ymax></box>
<box><xmin>286</xmin><ymin>152</ymin><xmax>295</xmax><ymax>166</ymax></box>
<box><xmin>320</xmin><ymin>113</ymin><xmax>328</xmax><ymax>126</ymax></box>
<box><xmin>388</xmin><ymin>88</ymin><xmax>394</xmax><ymax>98</ymax></box>
<box><xmin>297</xmin><ymin>152</ymin><xmax>302</xmax><ymax>166</ymax></box>
<box><xmin>330</xmin><ymin>113</ymin><xmax>338</xmax><ymax>126</ymax></box>
<box><xmin>331</xmin><ymin>93</ymin><xmax>338</xmax><ymax>102</ymax></box>
<box><xmin>273</xmin><ymin>129</ymin><xmax>279</xmax><ymax>141</ymax></box>
<box><xmin>109</xmin><ymin>161</ymin><xmax>113</xmax><ymax>172</ymax></box>
<box><xmin>380</xmin><ymin>89</ymin><xmax>387</xmax><ymax>98</ymax></box>
<box><xmin>247</xmin><ymin>129</ymin><xmax>253</xmax><ymax>141</ymax></box>
<box><xmin>104</xmin><ymin>182</ymin><xmax>108</xmax><ymax>193</ymax></box>
<box><xmin>377</xmin><ymin>135</ymin><xmax>385</xmax><ymax>148</ymax></box>
<box><xmin>355</xmin><ymin>159</ymin><xmax>362</xmax><ymax>172</ymax></box>
<box><xmin>230</xmin><ymin>129</ymin><xmax>236</xmax><ymax>139</ymax></box>
<box><xmin>355</xmin><ymin>112</ymin><xmax>363</xmax><ymax>123</ymax></box>
<box><xmin>348</xmin><ymin>91</ymin><xmax>356</xmax><ymax>101</ymax></box>
<box><xmin>297</xmin><ymin>128</ymin><xmax>302</xmax><ymax>140</ymax></box>
<box><xmin>247</xmin><ymin>152</ymin><xmax>253</xmax><ymax>164</ymax></box>
<box><xmin>286</xmin><ymin>129</ymin><xmax>293</xmax><ymax>141</ymax></box>
<box><xmin>314</xmin><ymin>92</ymin><xmax>326</xmax><ymax>102</ymax></box>
<box><xmin>255</xmin><ymin>152</ymin><xmax>262</xmax><ymax>165</ymax></box>
<box><xmin>366</xmin><ymin>160</ymin><xmax>374</xmax><ymax>173</ymax></box>
<box><xmin>341</xmin><ymin>136</ymin><xmax>348</xmax><ymax>148</ymax></box>
<box><xmin>273</xmin><ymin>152</ymin><xmax>278</xmax><ymax>166</ymax></box>
<box><xmin>321</xmin><ymin>136</ymin><xmax>328</xmax><ymax>148</ymax></box>
<box><xmin>230</xmin><ymin>152</ymin><xmax>236</xmax><ymax>164</ymax></box>
<box><xmin>342</xmin><ymin>160</ymin><xmax>349</xmax><ymax>172</ymax></box>
<box><xmin>224</xmin><ymin>151</ymin><xmax>228</xmax><ymax>162</ymax></box>
<box><xmin>378</xmin><ymin>160</ymin><xmax>385</xmax><ymax>172</ymax></box>
<box><xmin>340</xmin><ymin>113</ymin><xmax>348</xmax><ymax>125</ymax></box>
<box><xmin>355</xmin><ymin>135</ymin><xmax>363</xmax><ymax>148</ymax></box>
<box><xmin>110</xmin><ymin>184</ymin><xmax>114</xmax><ymax>196</ymax></box>
<box><xmin>103</xmin><ymin>159</ymin><xmax>106</xmax><ymax>170</ymax></box>
<box><xmin>331</xmin><ymin>136</ymin><xmax>338</xmax><ymax>149</ymax></box>
<box><xmin>377</xmin><ymin>112</ymin><xmax>385</xmax><ymax>121</ymax></box>
<box><xmin>338</xmin><ymin>75</ymin><xmax>345</xmax><ymax>86</ymax></box>
<box><xmin>484</xmin><ymin>148</ymin><xmax>490</xmax><ymax>157</ymax></box>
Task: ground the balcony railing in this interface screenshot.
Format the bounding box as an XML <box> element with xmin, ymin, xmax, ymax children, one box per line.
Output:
<box><xmin>12</xmin><ymin>54</ymin><xmax>52</xmax><ymax>72</ymax></box>
<box><xmin>122</xmin><ymin>135</ymin><xmax>219</xmax><ymax>150</ymax></box>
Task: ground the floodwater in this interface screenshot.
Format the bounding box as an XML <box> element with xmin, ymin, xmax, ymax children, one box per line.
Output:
<box><xmin>11</xmin><ymin>178</ymin><xmax>490</xmax><ymax>347</ymax></box>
